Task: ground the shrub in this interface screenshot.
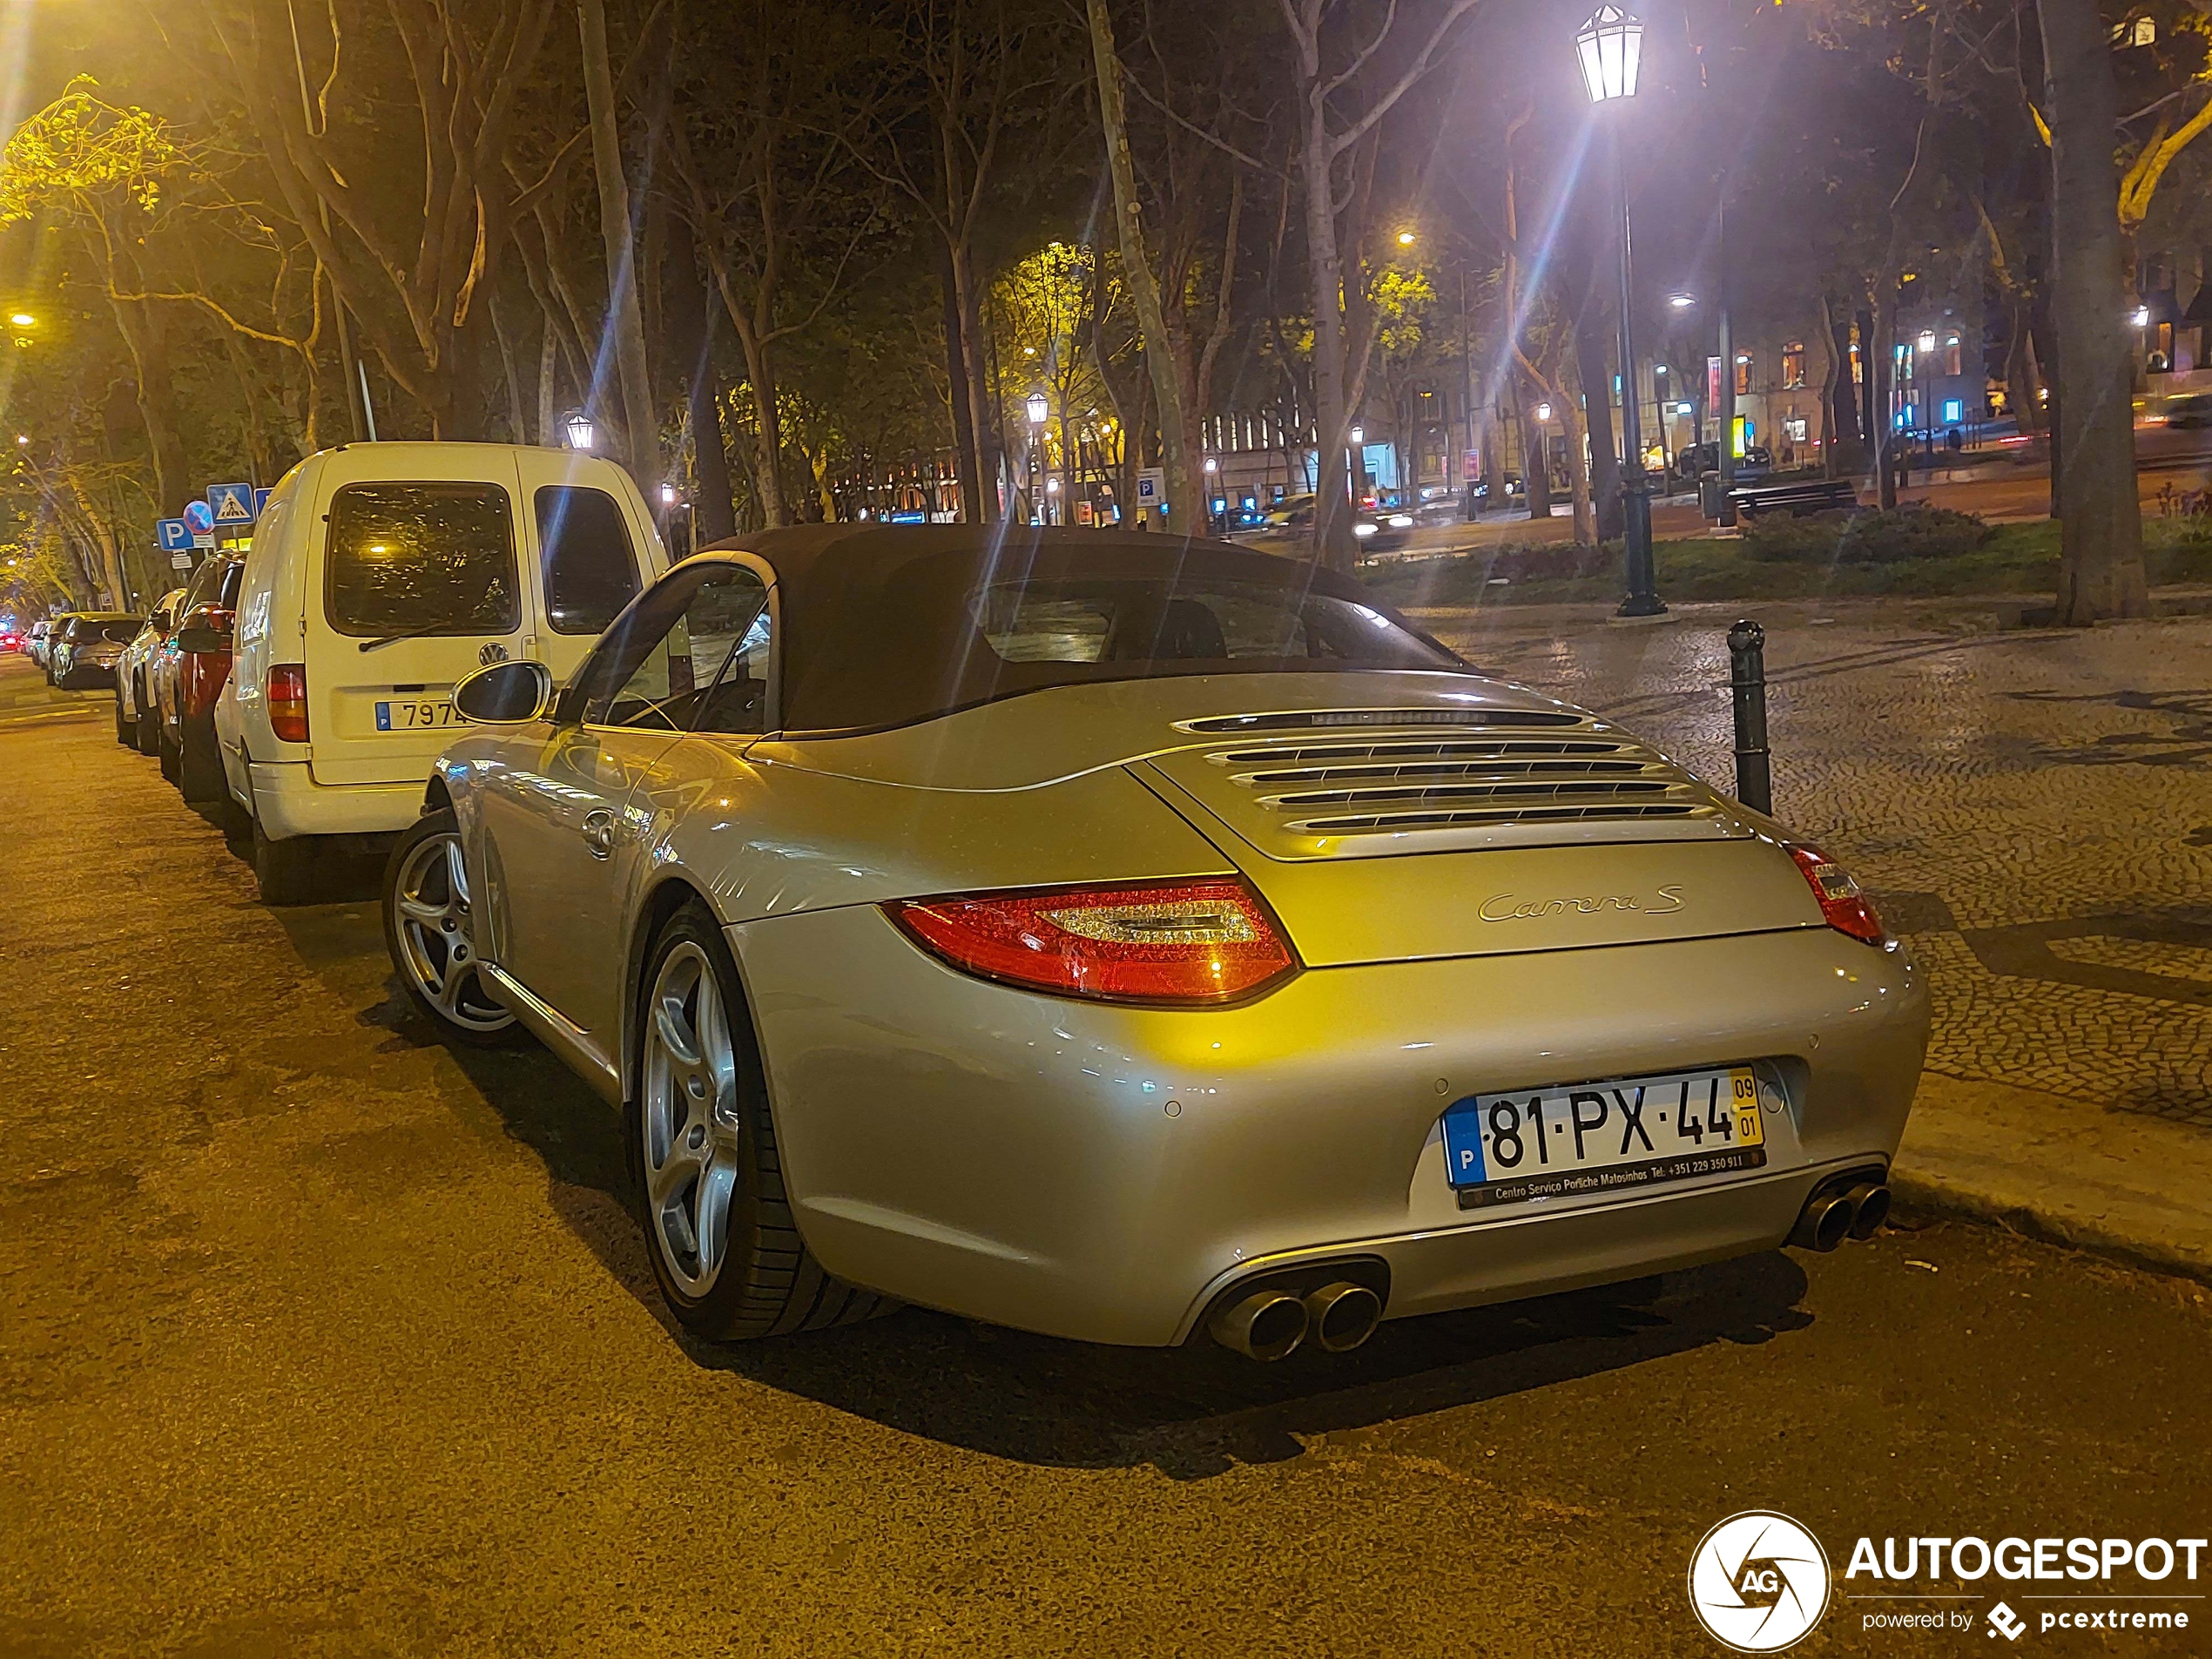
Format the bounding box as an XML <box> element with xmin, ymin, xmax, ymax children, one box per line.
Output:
<box><xmin>1740</xmin><ymin>503</ymin><xmax>1990</xmax><ymax>565</ymax></box>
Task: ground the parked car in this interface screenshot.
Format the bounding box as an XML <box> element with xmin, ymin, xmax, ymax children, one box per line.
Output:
<box><xmin>1259</xmin><ymin>492</ymin><xmax>1317</xmax><ymax>530</ymax></box>
<box><xmin>29</xmin><ymin>615</ymin><xmax>68</xmax><ymax>674</ymax></box>
<box><xmin>218</xmin><ymin>442</ymin><xmax>671</xmax><ymax>907</ymax></box>
<box><xmin>149</xmin><ymin>554</ymin><xmax>245</xmax><ymax>800</ymax></box>
<box><xmin>115</xmin><ymin>588</ymin><xmax>187</xmax><ymax>752</ymax></box>
<box><xmin>0</xmin><ymin>628</ymin><xmax>22</xmax><ymax>653</ymax></box>
<box><xmin>50</xmin><ymin>613</ymin><xmax>142</xmax><ymax>690</ymax></box>
<box><xmin>398</xmin><ymin>526</ymin><xmax>1930</xmax><ymax>1354</ymax></box>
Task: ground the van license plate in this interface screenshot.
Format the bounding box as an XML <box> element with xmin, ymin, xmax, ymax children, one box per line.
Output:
<box><xmin>374</xmin><ymin>699</ymin><xmax>458</xmax><ymax>732</ymax></box>
<box><xmin>1441</xmin><ymin>1065</ymin><xmax>1766</xmax><ymax>1210</ymax></box>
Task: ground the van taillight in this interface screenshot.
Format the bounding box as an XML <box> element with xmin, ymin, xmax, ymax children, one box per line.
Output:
<box><xmin>269</xmin><ymin>664</ymin><xmax>308</xmax><ymax>743</ymax></box>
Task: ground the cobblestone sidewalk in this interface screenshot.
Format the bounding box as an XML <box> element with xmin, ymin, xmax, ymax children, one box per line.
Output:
<box><xmin>1416</xmin><ymin>596</ymin><xmax>2212</xmax><ymax>1276</ymax></box>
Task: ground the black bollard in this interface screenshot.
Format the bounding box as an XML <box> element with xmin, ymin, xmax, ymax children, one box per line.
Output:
<box><xmin>1727</xmin><ymin>618</ymin><xmax>1771</xmax><ymax>815</ymax></box>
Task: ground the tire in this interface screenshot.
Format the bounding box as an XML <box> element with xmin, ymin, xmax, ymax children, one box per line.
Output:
<box><xmin>629</xmin><ymin>900</ymin><xmax>887</xmax><ymax>1341</ymax></box>
<box><xmin>157</xmin><ymin>711</ymin><xmax>181</xmax><ymax>785</ymax></box>
<box><xmin>134</xmin><ymin>679</ymin><xmax>161</xmax><ymax>756</ymax></box>
<box><xmin>381</xmin><ymin>810</ymin><xmax>521</xmax><ymax>1046</ymax></box>
<box><xmin>179</xmin><ymin>711</ymin><xmax>226</xmax><ymax>805</ymax></box>
<box><xmin>251</xmin><ymin>813</ymin><xmax>319</xmax><ymax>907</ymax></box>
<box><xmin>113</xmin><ymin>690</ymin><xmax>134</xmax><ymax>747</ymax></box>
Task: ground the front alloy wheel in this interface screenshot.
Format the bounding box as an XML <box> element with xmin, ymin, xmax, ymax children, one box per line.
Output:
<box><xmin>640</xmin><ymin>940</ymin><xmax>743</xmax><ymax>1298</ymax></box>
<box><xmin>382</xmin><ymin>812</ymin><xmax>516</xmax><ymax>1041</ymax></box>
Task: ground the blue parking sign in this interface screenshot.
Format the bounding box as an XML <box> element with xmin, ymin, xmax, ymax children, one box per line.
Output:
<box><xmin>155</xmin><ymin>518</ymin><xmax>192</xmax><ymax>554</ymax></box>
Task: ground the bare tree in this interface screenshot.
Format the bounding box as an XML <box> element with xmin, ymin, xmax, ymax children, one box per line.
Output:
<box><xmin>1275</xmin><ymin>0</ymin><xmax>1480</xmax><ymax>569</ymax></box>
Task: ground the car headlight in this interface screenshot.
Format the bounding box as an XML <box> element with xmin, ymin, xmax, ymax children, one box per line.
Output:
<box><xmin>1352</xmin><ymin>522</ymin><xmax>1379</xmax><ymax>537</ymax></box>
<box><xmin>1387</xmin><ymin>513</ymin><xmax>1413</xmax><ymax>528</ymax></box>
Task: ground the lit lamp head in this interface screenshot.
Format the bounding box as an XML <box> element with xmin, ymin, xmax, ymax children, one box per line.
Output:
<box><xmin>1026</xmin><ymin>392</ymin><xmax>1049</xmax><ymax>426</ymax></box>
<box><xmin>1575</xmin><ymin>3</ymin><xmax>1643</xmax><ymax>104</ymax></box>
<box><xmin>1667</xmin><ymin>291</ymin><xmax>1696</xmax><ymax>309</ymax></box>
<box><xmin>2131</xmin><ymin>305</ymin><xmax>2151</xmax><ymax>328</ymax></box>
<box><xmin>659</xmin><ymin>482</ymin><xmax>678</xmax><ymax>507</ymax></box>
<box><xmin>562</xmin><ymin>410</ymin><xmax>596</xmax><ymax>451</ymax></box>
<box><xmin>1349</xmin><ymin>425</ymin><xmax>1365</xmax><ymax>444</ymax></box>
<box><xmin>1203</xmin><ymin>456</ymin><xmax>1218</xmax><ymax>474</ymax></box>
<box><xmin>1536</xmin><ymin>402</ymin><xmax>1554</xmax><ymax>422</ymax></box>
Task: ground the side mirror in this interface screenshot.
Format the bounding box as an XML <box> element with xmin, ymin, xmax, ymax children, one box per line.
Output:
<box><xmin>175</xmin><ymin>624</ymin><xmax>228</xmax><ymax>654</ymax></box>
<box><xmin>454</xmin><ymin>658</ymin><xmax>554</xmax><ymax>725</ymax></box>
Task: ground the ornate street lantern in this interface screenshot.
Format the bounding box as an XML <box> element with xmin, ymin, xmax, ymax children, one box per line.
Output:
<box><xmin>1575</xmin><ymin>4</ymin><xmax>1642</xmax><ymax>104</ymax></box>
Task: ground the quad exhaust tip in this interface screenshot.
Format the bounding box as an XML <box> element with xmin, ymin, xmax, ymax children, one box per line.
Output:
<box><xmin>1209</xmin><ymin>1289</ymin><xmax>1309</xmax><ymax>1361</ymax></box>
<box><xmin>1304</xmin><ymin>1282</ymin><xmax>1383</xmax><ymax>1352</ymax></box>
<box><xmin>1790</xmin><ymin>1179</ymin><xmax>1892</xmax><ymax>1251</ymax></box>
<box><xmin>1208</xmin><ymin>1278</ymin><xmax>1384</xmax><ymax>1360</ymax></box>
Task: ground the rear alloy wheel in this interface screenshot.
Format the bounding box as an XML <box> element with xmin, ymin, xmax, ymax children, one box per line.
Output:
<box><xmin>250</xmin><ymin>814</ymin><xmax>318</xmax><ymax>907</ymax></box>
<box><xmin>381</xmin><ymin>810</ymin><xmax>518</xmax><ymax>1045</ymax></box>
<box><xmin>631</xmin><ymin>900</ymin><xmax>886</xmax><ymax>1341</ymax></box>
<box><xmin>157</xmin><ymin>712</ymin><xmax>181</xmax><ymax>785</ymax></box>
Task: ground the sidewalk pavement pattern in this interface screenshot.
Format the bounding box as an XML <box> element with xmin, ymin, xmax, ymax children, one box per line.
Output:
<box><xmin>1420</xmin><ymin>597</ymin><xmax>2212</xmax><ymax>1284</ymax></box>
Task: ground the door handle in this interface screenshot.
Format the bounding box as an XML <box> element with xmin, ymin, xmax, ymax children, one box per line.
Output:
<box><xmin>581</xmin><ymin>807</ymin><xmax>617</xmax><ymax>860</ymax></box>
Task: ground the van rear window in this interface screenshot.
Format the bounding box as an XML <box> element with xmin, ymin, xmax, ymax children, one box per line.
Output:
<box><xmin>326</xmin><ymin>482</ymin><xmax>518</xmax><ymax>638</ymax></box>
<box><xmin>536</xmin><ymin>486</ymin><xmax>640</xmax><ymax>635</ymax></box>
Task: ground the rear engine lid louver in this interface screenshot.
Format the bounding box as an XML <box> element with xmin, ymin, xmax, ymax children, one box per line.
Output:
<box><xmin>1143</xmin><ymin>707</ymin><xmax>1740</xmax><ymax>861</ymax></box>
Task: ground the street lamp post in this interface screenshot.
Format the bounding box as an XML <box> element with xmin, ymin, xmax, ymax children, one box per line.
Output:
<box><xmin>1025</xmin><ymin>391</ymin><xmax>1049</xmax><ymax>524</ymax></box>
<box><xmin>1577</xmin><ymin>3</ymin><xmax>1664</xmax><ymax>617</ymax></box>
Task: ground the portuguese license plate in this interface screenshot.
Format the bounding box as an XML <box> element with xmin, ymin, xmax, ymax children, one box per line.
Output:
<box><xmin>1441</xmin><ymin>1065</ymin><xmax>1766</xmax><ymax>1210</ymax></box>
<box><xmin>374</xmin><ymin>698</ymin><xmax>457</xmax><ymax>732</ymax></box>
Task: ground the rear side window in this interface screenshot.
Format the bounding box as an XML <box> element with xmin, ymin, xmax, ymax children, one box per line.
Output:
<box><xmin>325</xmin><ymin>482</ymin><xmax>518</xmax><ymax>638</ymax></box>
<box><xmin>536</xmin><ymin>486</ymin><xmax>641</xmax><ymax>635</ymax></box>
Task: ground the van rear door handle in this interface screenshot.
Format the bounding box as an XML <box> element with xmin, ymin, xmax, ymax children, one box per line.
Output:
<box><xmin>581</xmin><ymin>807</ymin><xmax>617</xmax><ymax>859</ymax></box>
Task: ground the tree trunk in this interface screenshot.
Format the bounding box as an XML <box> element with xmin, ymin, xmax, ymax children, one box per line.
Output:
<box><xmin>949</xmin><ymin>243</ymin><xmax>1001</xmax><ymax>523</ymax></box>
<box><xmin>1574</xmin><ymin>296</ymin><xmax>1623</xmax><ymax>543</ymax></box>
<box><xmin>664</xmin><ymin>217</ymin><xmax>738</xmax><ymax>543</ymax></box>
<box><xmin>938</xmin><ymin>236</ymin><xmax>984</xmax><ymax>523</ymax></box>
<box><xmin>2038</xmin><ymin>0</ymin><xmax>2149</xmax><ymax>622</ymax></box>
<box><xmin>105</xmin><ymin>241</ymin><xmax>189</xmax><ymax>517</ymax></box>
<box><xmin>536</xmin><ymin>316</ymin><xmax>558</xmax><ymax>446</ymax></box>
<box><xmin>577</xmin><ymin>0</ymin><xmax>661</xmax><ymax>490</ymax></box>
<box><xmin>733</xmin><ymin>328</ymin><xmax>786</xmax><ymax>528</ymax></box>
<box><xmin>1087</xmin><ymin>0</ymin><xmax>1200</xmax><ymax>538</ymax></box>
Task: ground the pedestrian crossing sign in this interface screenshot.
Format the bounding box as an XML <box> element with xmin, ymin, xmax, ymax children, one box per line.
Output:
<box><xmin>207</xmin><ymin>482</ymin><xmax>255</xmax><ymax>525</ymax></box>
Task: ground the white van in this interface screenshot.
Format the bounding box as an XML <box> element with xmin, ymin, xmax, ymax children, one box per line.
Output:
<box><xmin>217</xmin><ymin>442</ymin><xmax>671</xmax><ymax>903</ymax></box>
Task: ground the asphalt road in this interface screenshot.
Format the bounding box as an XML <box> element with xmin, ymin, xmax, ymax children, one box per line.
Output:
<box><xmin>2</xmin><ymin>652</ymin><xmax>2209</xmax><ymax>1656</ymax></box>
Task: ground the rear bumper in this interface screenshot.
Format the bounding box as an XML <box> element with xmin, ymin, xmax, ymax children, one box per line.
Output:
<box><xmin>734</xmin><ymin>908</ymin><xmax>1931</xmax><ymax>1347</ymax></box>
<box><xmin>247</xmin><ymin>759</ymin><xmax>426</xmax><ymax>840</ymax></box>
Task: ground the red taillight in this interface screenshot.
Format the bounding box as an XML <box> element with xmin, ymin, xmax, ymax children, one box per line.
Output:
<box><xmin>887</xmin><ymin>879</ymin><xmax>1299</xmax><ymax>1004</ymax></box>
<box><xmin>1788</xmin><ymin>844</ymin><xmax>1885</xmax><ymax>945</ymax></box>
<box><xmin>269</xmin><ymin>663</ymin><xmax>308</xmax><ymax>744</ymax></box>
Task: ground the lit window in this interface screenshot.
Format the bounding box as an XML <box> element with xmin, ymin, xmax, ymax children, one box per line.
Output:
<box><xmin>1941</xmin><ymin>398</ymin><xmax>1964</xmax><ymax>425</ymax></box>
<box><xmin>1944</xmin><ymin>335</ymin><xmax>1962</xmax><ymax>375</ymax></box>
<box><xmin>1849</xmin><ymin>337</ymin><xmax>1863</xmax><ymax>386</ymax></box>
<box><xmin>1782</xmin><ymin>341</ymin><xmax>1805</xmax><ymax>389</ymax></box>
<box><xmin>1734</xmin><ymin>354</ymin><xmax>1752</xmax><ymax>396</ymax></box>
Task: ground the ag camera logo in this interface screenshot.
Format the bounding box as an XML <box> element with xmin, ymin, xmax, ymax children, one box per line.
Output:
<box><xmin>1689</xmin><ymin>1511</ymin><xmax>1832</xmax><ymax>1651</ymax></box>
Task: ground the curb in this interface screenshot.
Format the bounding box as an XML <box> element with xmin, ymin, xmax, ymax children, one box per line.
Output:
<box><xmin>1887</xmin><ymin>1168</ymin><xmax>2212</xmax><ymax>1290</ymax></box>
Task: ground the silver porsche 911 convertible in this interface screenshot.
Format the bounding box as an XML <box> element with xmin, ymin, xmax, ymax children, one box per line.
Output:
<box><xmin>387</xmin><ymin>527</ymin><xmax>1929</xmax><ymax>1359</ymax></box>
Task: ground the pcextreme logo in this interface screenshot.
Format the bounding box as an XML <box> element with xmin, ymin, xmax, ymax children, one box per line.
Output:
<box><xmin>1688</xmin><ymin>1511</ymin><xmax>1832</xmax><ymax>1652</ymax></box>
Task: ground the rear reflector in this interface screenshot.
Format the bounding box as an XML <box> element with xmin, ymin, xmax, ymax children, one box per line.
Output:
<box><xmin>269</xmin><ymin>664</ymin><xmax>308</xmax><ymax>744</ymax></box>
<box><xmin>1787</xmin><ymin>844</ymin><xmax>1885</xmax><ymax>945</ymax></box>
<box><xmin>887</xmin><ymin>879</ymin><xmax>1298</xmax><ymax>1004</ymax></box>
